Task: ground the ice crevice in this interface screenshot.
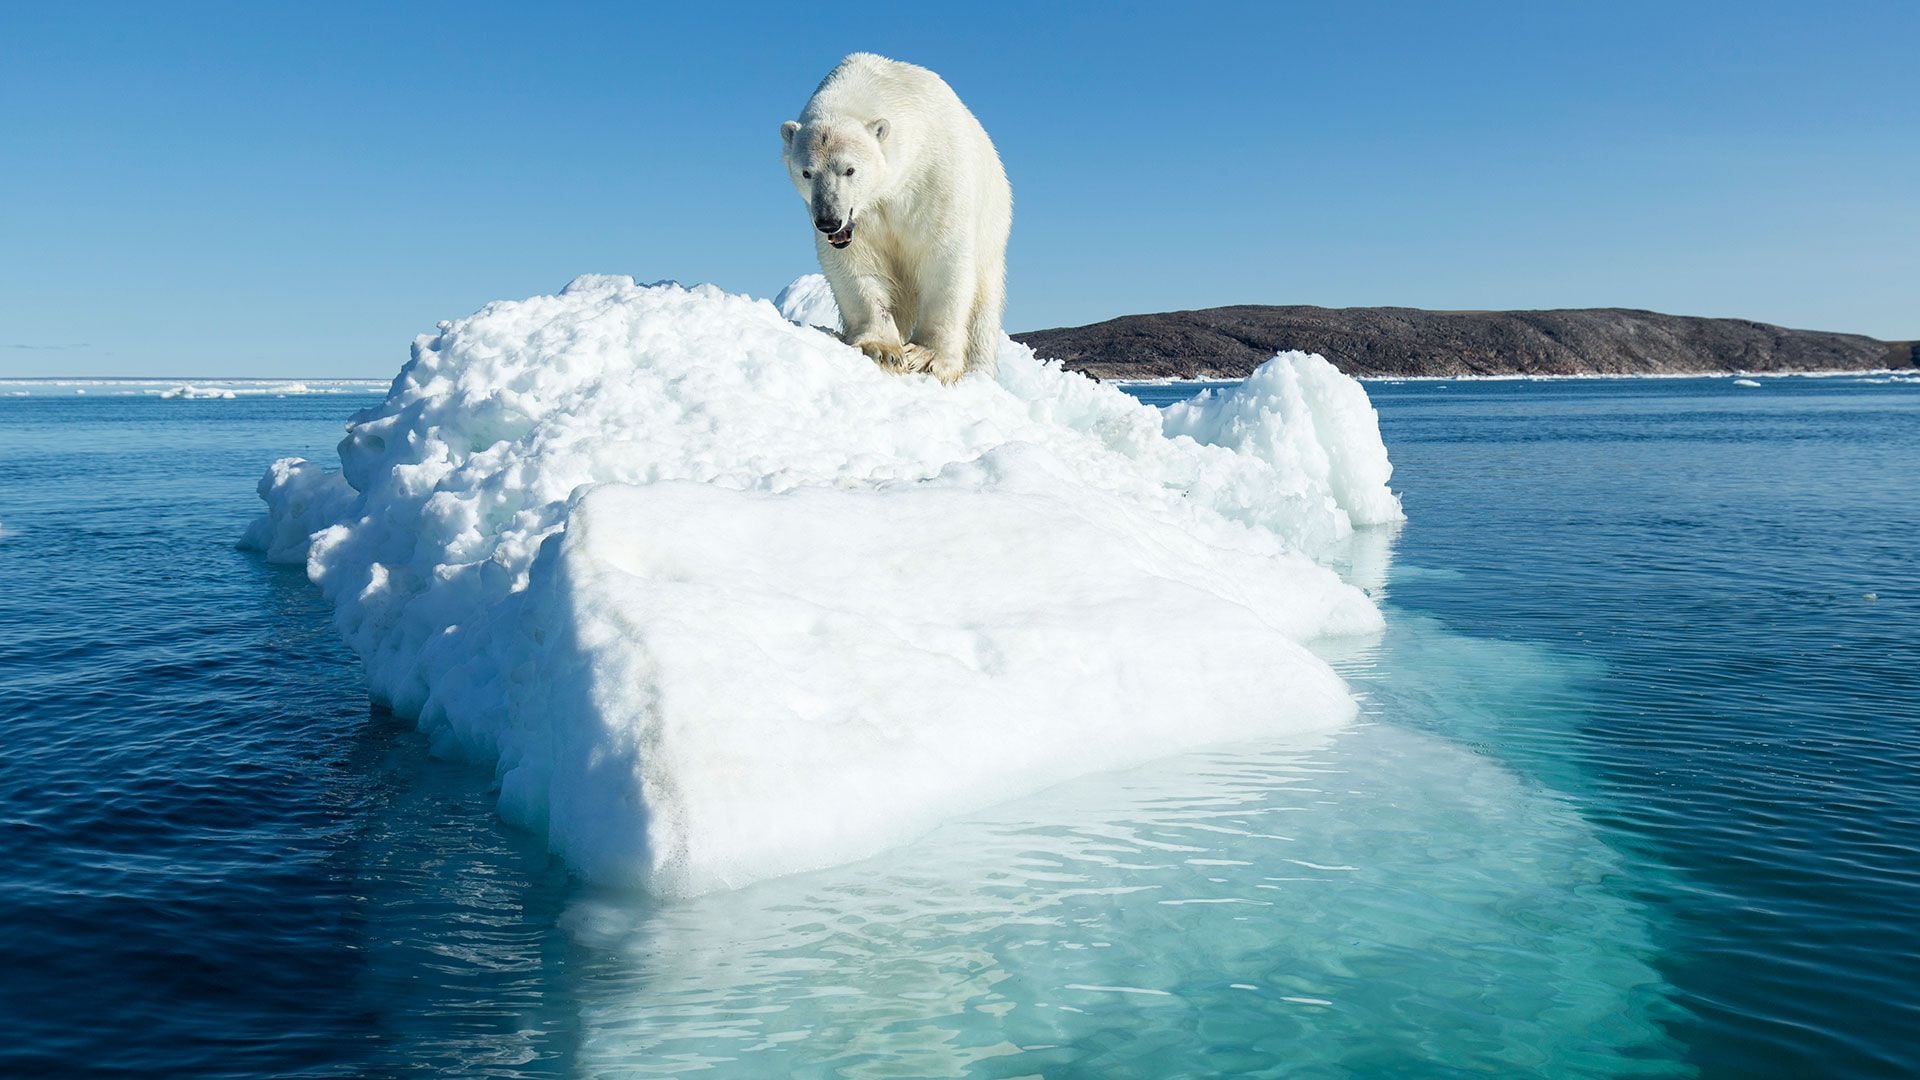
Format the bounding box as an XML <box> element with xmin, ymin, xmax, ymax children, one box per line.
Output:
<box><xmin>243</xmin><ymin>273</ymin><xmax>1403</xmax><ymax>895</ymax></box>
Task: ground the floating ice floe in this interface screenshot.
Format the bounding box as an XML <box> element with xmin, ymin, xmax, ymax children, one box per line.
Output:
<box><xmin>157</xmin><ymin>381</ymin><xmax>375</xmax><ymax>399</ymax></box>
<box><xmin>161</xmin><ymin>385</ymin><xmax>239</xmax><ymax>399</ymax></box>
<box><xmin>244</xmin><ymin>274</ymin><xmax>1402</xmax><ymax>895</ymax></box>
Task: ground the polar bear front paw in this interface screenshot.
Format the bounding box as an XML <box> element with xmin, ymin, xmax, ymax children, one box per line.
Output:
<box><xmin>903</xmin><ymin>344</ymin><xmax>963</xmax><ymax>384</ymax></box>
<box><xmin>855</xmin><ymin>339</ymin><xmax>909</xmax><ymax>370</ymax></box>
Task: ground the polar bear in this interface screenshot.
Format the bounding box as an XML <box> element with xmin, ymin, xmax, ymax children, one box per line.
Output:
<box><xmin>781</xmin><ymin>53</ymin><xmax>1012</xmax><ymax>383</ymax></box>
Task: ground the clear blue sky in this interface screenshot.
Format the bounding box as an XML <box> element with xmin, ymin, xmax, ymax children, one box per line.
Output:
<box><xmin>3</xmin><ymin>1</ymin><xmax>1914</xmax><ymax>377</ymax></box>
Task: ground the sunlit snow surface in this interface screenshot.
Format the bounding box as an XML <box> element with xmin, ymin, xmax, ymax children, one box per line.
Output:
<box><xmin>245</xmin><ymin>275</ymin><xmax>1401</xmax><ymax>894</ymax></box>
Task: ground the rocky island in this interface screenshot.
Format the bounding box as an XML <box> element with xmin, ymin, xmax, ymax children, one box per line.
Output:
<box><xmin>1013</xmin><ymin>306</ymin><xmax>1918</xmax><ymax>380</ymax></box>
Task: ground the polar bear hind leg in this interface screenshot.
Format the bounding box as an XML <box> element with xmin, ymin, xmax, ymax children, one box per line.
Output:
<box><xmin>965</xmin><ymin>266</ymin><xmax>1005</xmax><ymax>378</ymax></box>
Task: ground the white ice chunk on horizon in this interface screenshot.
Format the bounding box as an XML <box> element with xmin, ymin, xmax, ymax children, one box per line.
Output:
<box><xmin>160</xmin><ymin>385</ymin><xmax>238</xmax><ymax>399</ymax></box>
<box><xmin>243</xmin><ymin>273</ymin><xmax>1403</xmax><ymax>895</ymax></box>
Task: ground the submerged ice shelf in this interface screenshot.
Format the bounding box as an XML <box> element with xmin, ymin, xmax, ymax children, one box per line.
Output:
<box><xmin>244</xmin><ymin>274</ymin><xmax>1402</xmax><ymax>894</ymax></box>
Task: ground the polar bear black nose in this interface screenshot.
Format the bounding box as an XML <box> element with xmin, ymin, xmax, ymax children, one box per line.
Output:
<box><xmin>815</xmin><ymin>216</ymin><xmax>843</xmax><ymax>234</ymax></box>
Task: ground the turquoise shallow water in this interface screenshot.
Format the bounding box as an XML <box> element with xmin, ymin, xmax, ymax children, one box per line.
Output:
<box><xmin>0</xmin><ymin>375</ymin><xmax>1915</xmax><ymax>1076</ymax></box>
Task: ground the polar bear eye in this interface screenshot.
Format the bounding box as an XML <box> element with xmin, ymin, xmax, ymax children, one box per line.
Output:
<box><xmin>801</xmin><ymin>170</ymin><xmax>811</xmax><ymax>179</ymax></box>
<box><xmin>844</xmin><ymin>167</ymin><xmax>855</xmax><ymax>176</ymax></box>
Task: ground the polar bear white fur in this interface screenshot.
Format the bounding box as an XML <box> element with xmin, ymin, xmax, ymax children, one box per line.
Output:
<box><xmin>781</xmin><ymin>53</ymin><xmax>1012</xmax><ymax>383</ymax></box>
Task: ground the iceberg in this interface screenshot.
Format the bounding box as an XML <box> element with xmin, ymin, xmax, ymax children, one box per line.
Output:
<box><xmin>244</xmin><ymin>273</ymin><xmax>1402</xmax><ymax>895</ymax></box>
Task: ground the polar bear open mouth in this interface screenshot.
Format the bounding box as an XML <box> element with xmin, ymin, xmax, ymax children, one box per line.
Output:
<box><xmin>827</xmin><ymin>222</ymin><xmax>854</xmax><ymax>248</ymax></box>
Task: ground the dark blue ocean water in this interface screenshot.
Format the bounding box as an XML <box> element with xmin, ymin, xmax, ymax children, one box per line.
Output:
<box><xmin>2</xmin><ymin>376</ymin><xmax>1916</xmax><ymax>1076</ymax></box>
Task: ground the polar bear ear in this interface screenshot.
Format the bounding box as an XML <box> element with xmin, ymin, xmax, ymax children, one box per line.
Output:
<box><xmin>868</xmin><ymin>118</ymin><xmax>889</xmax><ymax>143</ymax></box>
<box><xmin>780</xmin><ymin>120</ymin><xmax>800</xmax><ymax>146</ymax></box>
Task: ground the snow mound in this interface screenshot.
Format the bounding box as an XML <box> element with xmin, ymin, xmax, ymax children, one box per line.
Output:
<box><xmin>244</xmin><ymin>273</ymin><xmax>1401</xmax><ymax>894</ymax></box>
<box><xmin>1162</xmin><ymin>357</ymin><xmax>1404</xmax><ymax>528</ymax></box>
<box><xmin>773</xmin><ymin>273</ymin><xmax>841</xmax><ymax>330</ymax></box>
<box><xmin>238</xmin><ymin>459</ymin><xmax>361</xmax><ymax>563</ymax></box>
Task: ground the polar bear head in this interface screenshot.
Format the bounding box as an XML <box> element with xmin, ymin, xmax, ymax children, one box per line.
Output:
<box><xmin>780</xmin><ymin>117</ymin><xmax>890</xmax><ymax>249</ymax></box>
